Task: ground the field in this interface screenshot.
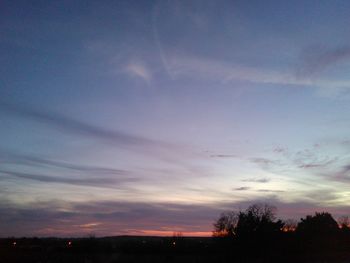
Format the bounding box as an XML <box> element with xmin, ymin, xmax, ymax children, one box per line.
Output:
<box><xmin>2</xmin><ymin>236</ymin><xmax>350</xmax><ymax>263</ymax></box>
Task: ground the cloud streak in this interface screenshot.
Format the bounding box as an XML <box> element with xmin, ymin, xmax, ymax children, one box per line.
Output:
<box><xmin>0</xmin><ymin>151</ymin><xmax>128</xmax><ymax>176</ymax></box>
<box><xmin>0</xmin><ymin>169</ymin><xmax>138</xmax><ymax>189</ymax></box>
<box><xmin>125</xmin><ymin>60</ymin><xmax>152</xmax><ymax>83</ymax></box>
<box><xmin>329</xmin><ymin>163</ymin><xmax>350</xmax><ymax>183</ymax></box>
<box><xmin>166</xmin><ymin>55</ymin><xmax>350</xmax><ymax>95</ymax></box>
<box><xmin>298</xmin><ymin>45</ymin><xmax>350</xmax><ymax>77</ymax></box>
<box><xmin>242</xmin><ymin>178</ymin><xmax>270</xmax><ymax>183</ymax></box>
<box><xmin>250</xmin><ymin>144</ymin><xmax>340</xmax><ymax>178</ymax></box>
<box><xmin>234</xmin><ymin>186</ymin><xmax>250</xmax><ymax>191</ymax></box>
<box><xmin>257</xmin><ymin>189</ymin><xmax>284</xmax><ymax>193</ymax></box>
<box><xmin>0</xmin><ymin>102</ymin><xmax>215</xmax><ymax>179</ymax></box>
<box><xmin>210</xmin><ymin>154</ymin><xmax>237</xmax><ymax>158</ymax></box>
<box><xmin>0</xmin><ymin>101</ymin><xmax>172</xmax><ymax>150</ymax></box>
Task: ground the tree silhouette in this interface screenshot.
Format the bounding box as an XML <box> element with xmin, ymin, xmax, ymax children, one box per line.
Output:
<box><xmin>235</xmin><ymin>203</ymin><xmax>283</xmax><ymax>239</ymax></box>
<box><xmin>338</xmin><ymin>216</ymin><xmax>350</xmax><ymax>231</ymax></box>
<box><xmin>213</xmin><ymin>203</ymin><xmax>284</xmax><ymax>240</ymax></box>
<box><xmin>213</xmin><ymin>211</ymin><xmax>238</xmax><ymax>237</ymax></box>
<box><xmin>282</xmin><ymin>219</ymin><xmax>297</xmax><ymax>232</ymax></box>
<box><xmin>296</xmin><ymin>212</ymin><xmax>339</xmax><ymax>252</ymax></box>
<box><xmin>296</xmin><ymin>212</ymin><xmax>339</xmax><ymax>236</ymax></box>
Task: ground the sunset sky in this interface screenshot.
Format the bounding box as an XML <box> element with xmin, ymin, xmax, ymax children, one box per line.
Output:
<box><xmin>1</xmin><ymin>0</ymin><xmax>350</xmax><ymax>237</ymax></box>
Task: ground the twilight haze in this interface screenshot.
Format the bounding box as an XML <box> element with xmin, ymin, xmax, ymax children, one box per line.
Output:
<box><xmin>1</xmin><ymin>0</ymin><xmax>350</xmax><ymax>237</ymax></box>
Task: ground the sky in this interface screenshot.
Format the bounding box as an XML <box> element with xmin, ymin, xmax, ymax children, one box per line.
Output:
<box><xmin>1</xmin><ymin>0</ymin><xmax>350</xmax><ymax>237</ymax></box>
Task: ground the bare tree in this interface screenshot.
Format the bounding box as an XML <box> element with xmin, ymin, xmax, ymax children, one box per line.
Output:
<box><xmin>282</xmin><ymin>219</ymin><xmax>298</xmax><ymax>232</ymax></box>
<box><xmin>235</xmin><ymin>203</ymin><xmax>283</xmax><ymax>238</ymax></box>
<box><xmin>338</xmin><ymin>216</ymin><xmax>350</xmax><ymax>229</ymax></box>
<box><xmin>213</xmin><ymin>203</ymin><xmax>283</xmax><ymax>238</ymax></box>
<box><xmin>213</xmin><ymin>211</ymin><xmax>238</xmax><ymax>237</ymax></box>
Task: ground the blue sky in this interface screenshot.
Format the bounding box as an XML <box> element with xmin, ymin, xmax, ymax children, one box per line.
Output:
<box><xmin>1</xmin><ymin>0</ymin><xmax>350</xmax><ymax>237</ymax></box>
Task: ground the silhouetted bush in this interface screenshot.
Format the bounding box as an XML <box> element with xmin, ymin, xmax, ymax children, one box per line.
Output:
<box><xmin>213</xmin><ymin>211</ymin><xmax>238</xmax><ymax>237</ymax></box>
<box><xmin>296</xmin><ymin>212</ymin><xmax>339</xmax><ymax>236</ymax></box>
<box><xmin>213</xmin><ymin>203</ymin><xmax>284</xmax><ymax>240</ymax></box>
<box><xmin>236</xmin><ymin>203</ymin><xmax>283</xmax><ymax>239</ymax></box>
<box><xmin>296</xmin><ymin>212</ymin><xmax>339</xmax><ymax>253</ymax></box>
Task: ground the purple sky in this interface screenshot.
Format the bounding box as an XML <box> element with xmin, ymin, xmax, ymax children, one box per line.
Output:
<box><xmin>1</xmin><ymin>0</ymin><xmax>350</xmax><ymax>237</ymax></box>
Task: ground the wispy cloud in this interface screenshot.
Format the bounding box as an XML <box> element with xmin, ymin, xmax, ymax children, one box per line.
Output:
<box><xmin>0</xmin><ymin>169</ymin><xmax>138</xmax><ymax>189</ymax></box>
<box><xmin>293</xmin><ymin>148</ymin><xmax>338</xmax><ymax>170</ymax></box>
<box><xmin>273</xmin><ymin>146</ymin><xmax>288</xmax><ymax>153</ymax></box>
<box><xmin>304</xmin><ymin>189</ymin><xmax>341</xmax><ymax>204</ymax></box>
<box><xmin>242</xmin><ymin>177</ymin><xmax>270</xmax><ymax>183</ymax></box>
<box><xmin>342</xmin><ymin>164</ymin><xmax>350</xmax><ymax>174</ymax></box>
<box><xmin>257</xmin><ymin>189</ymin><xmax>284</xmax><ymax>193</ymax></box>
<box><xmin>298</xmin><ymin>160</ymin><xmax>337</xmax><ymax>169</ymax></box>
<box><xmin>247</xmin><ymin>144</ymin><xmax>349</xmax><ymax>192</ymax></box>
<box><xmin>125</xmin><ymin>60</ymin><xmax>152</xmax><ymax>84</ymax></box>
<box><xmin>250</xmin><ymin>157</ymin><xmax>276</xmax><ymax>166</ymax></box>
<box><xmin>168</xmin><ymin>55</ymin><xmax>297</xmax><ymax>85</ymax></box>
<box><xmin>0</xmin><ymin>101</ymin><xmax>170</xmax><ymax>150</ymax></box>
<box><xmin>0</xmin><ymin>151</ymin><xmax>128</xmax><ymax>176</ymax></box>
<box><xmin>297</xmin><ymin>45</ymin><xmax>350</xmax><ymax>77</ymax></box>
<box><xmin>0</xmin><ymin>101</ymin><xmax>219</xmax><ymax>178</ymax></box>
<box><xmin>234</xmin><ymin>186</ymin><xmax>250</xmax><ymax>191</ymax></box>
<box><xmin>210</xmin><ymin>154</ymin><xmax>237</xmax><ymax>158</ymax></box>
<box><xmin>0</xmin><ymin>150</ymin><xmax>138</xmax><ymax>189</ymax></box>
<box><xmin>251</xmin><ymin>144</ymin><xmax>340</xmax><ymax>174</ymax></box>
<box><xmin>330</xmin><ymin>163</ymin><xmax>350</xmax><ymax>183</ymax></box>
<box><xmin>166</xmin><ymin>55</ymin><xmax>350</xmax><ymax>96</ymax></box>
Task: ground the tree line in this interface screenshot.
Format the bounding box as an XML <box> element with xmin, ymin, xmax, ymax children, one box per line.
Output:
<box><xmin>213</xmin><ymin>203</ymin><xmax>350</xmax><ymax>261</ymax></box>
<box><xmin>213</xmin><ymin>203</ymin><xmax>349</xmax><ymax>237</ymax></box>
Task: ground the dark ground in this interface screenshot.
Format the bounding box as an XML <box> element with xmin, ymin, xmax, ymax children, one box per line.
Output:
<box><xmin>1</xmin><ymin>235</ymin><xmax>350</xmax><ymax>263</ymax></box>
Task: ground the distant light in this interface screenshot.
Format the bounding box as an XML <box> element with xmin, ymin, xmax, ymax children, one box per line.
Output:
<box><xmin>13</xmin><ymin>241</ymin><xmax>17</xmax><ymax>246</ymax></box>
<box><xmin>172</xmin><ymin>241</ymin><xmax>176</xmax><ymax>246</ymax></box>
<box><xmin>68</xmin><ymin>241</ymin><xmax>72</xmax><ymax>246</ymax></box>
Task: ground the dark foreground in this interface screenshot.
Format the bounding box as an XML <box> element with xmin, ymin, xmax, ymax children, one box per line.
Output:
<box><xmin>2</xmin><ymin>235</ymin><xmax>350</xmax><ymax>263</ymax></box>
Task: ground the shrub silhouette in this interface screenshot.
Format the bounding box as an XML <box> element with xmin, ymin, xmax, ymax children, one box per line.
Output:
<box><xmin>338</xmin><ymin>216</ymin><xmax>350</xmax><ymax>231</ymax></box>
<box><xmin>213</xmin><ymin>203</ymin><xmax>284</xmax><ymax>240</ymax></box>
<box><xmin>296</xmin><ymin>212</ymin><xmax>339</xmax><ymax>236</ymax></box>
<box><xmin>213</xmin><ymin>211</ymin><xmax>238</xmax><ymax>237</ymax></box>
<box><xmin>236</xmin><ymin>204</ymin><xmax>283</xmax><ymax>239</ymax></box>
<box><xmin>296</xmin><ymin>212</ymin><xmax>339</xmax><ymax>252</ymax></box>
<box><xmin>282</xmin><ymin>219</ymin><xmax>297</xmax><ymax>232</ymax></box>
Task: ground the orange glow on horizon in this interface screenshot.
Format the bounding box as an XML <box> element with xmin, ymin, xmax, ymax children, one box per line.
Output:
<box><xmin>135</xmin><ymin>230</ymin><xmax>212</xmax><ymax>237</ymax></box>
